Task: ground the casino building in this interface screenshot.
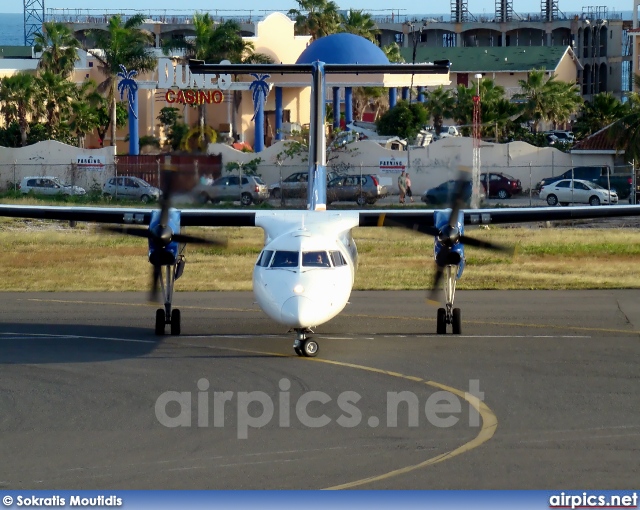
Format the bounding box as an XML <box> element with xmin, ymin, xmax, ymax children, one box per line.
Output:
<box><xmin>1</xmin><ymin>12</ymin><xmax>450</xmax><ymax>154</ymax></box>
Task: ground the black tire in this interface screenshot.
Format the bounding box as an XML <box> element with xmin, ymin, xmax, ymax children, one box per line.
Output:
<box><xmin>425</xmin><ymin>195</ymin><xmax>436</xmax><ymax>205</ymax></box>
<box><xmin>170</xmin><ymin>309</ymin><xmax>181</xmax><ymax>336</ymax></box>
<box><xmin>302</xmin><ymin>339</ymin><xmax>318</xmax><ymax>357</ymax></box>
<box><xmin>155</xmin><ymin>309</ymin><xmax>165</xmax><ymax>336</ymax></box>
<box><xmin>546</xmin><ymin>194</ymin><xmax>558</xmax><ymax>206</ymax></box>
<box><xmin>356</xmin><ymin>194</ymin><xmax>367</xmax><ymax>206</ymax></box>
<box><xmin>497</xmin><ymin>189</ymin><xmax>509</xmax><ymax>199</ymax></box>
<box><xmin>272</xmin><ymin>188</ymin><xmax>281</xmax><ymax>199</ymax></box>
<box><xmin>437</xmin><ymin>308</ymin><xmax>447</xmax><ymax>334</ymax></box>
<box><xmin>589</xmin><ymin>195</ymin><xmax>601</xmax><ymax>206</ymax></box>
<box><xmin>452</xmin><ymin>308</ymin><xmax>461</xmax><ymax>334</ymax></box>
<box><xmin>140</xmin><ymin>194</ymin><xmax>150</xmax><ymax>203</ymax></box>
<box><xmin>198</xmin><ymin>192</ymin><xmax>210</xmax><ymax>204</ymax></box>
<box><xmin>240</xmin><ymin>193</ymin><xmax>253</xmax><ymax>206</ymax></box>
<box><xmin>104</xmin><ymin>193</ymin><xmax>112</xmax><ymax>200</ymax></box>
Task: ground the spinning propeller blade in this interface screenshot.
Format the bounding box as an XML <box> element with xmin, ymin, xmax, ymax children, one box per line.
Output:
<box><xmin>102</xmin><ymin>169</ymin><xmax>227</xmax><ymax>302</ymax></box>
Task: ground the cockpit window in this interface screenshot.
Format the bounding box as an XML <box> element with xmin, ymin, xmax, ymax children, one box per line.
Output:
<box><xmin>256</xmin><ymin>250</ymin><xmax>274</xmax><ymax>267</ymax></box>
<box><xmin>271</xmin><ymin>251</ymin><xmax>299</xmax><ymax>267</ymax></box>
<box><xmin>330</xmin><ymin>250</ymin><xmax>347</xmax><ymax>267</ymax></box>
<box><xmin>302</xmin><ymin>251</ymin><xmax>331</xmax><ymax>267</ymax></box>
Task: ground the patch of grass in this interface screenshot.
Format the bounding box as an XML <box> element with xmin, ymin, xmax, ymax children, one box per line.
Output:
<box><xmin>0</xmin><ymin>224</ymin><xmax>640</xmax><ymax>291</ymax></box>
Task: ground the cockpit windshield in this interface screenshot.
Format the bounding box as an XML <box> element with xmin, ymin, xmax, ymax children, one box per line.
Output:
<box><xmin>271</xmin><ymin>251</ymin><xmax>299</xmax><ymax>268</ymax></box>
<box><xmin>302</xmin><ymin>251</ymin><xmax>331</xmax><ymax>267</ymax></box>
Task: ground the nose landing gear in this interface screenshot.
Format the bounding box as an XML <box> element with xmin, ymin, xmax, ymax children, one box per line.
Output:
<box><xmin>293</xmin><ymin>328</ymin><xmax>318</xmax><ymax>357</ymax></box>
<box><xmin>435</xmin><ymin>265</ymin><xmax>462</xmax><ymax>335</ymax></box>
<box><xmin>154</xmin><ymin>256</ymin><xmax>185</xmax><ymax>336</ymax></box>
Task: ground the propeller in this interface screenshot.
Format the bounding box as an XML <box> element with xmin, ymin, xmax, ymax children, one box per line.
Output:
<box><xmin>101</xmin><ymin>169</ymin><xmax>227</xmax><ymax>301</ymax></box>
<box><xmin>379</xmin><ymin>169</ymin><xmax>513</xmax><ymax>304</ymax></box>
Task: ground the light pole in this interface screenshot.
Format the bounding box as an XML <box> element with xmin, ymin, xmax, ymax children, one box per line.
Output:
<box><xmin>409</xmin><ymin>22</ymin><xmax>425</xmax><ymax>104</ymax></box>
<box><xmin>471</xmin><ymin>73</ymin><xmax>483</xmax><ymax>208</ymax></box>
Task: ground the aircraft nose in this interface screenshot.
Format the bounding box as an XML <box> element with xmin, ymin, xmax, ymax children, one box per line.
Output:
<box><xmin>280</xmin><ymin>295</ymin><xmax>316</xmax><ymax>327</ymax></box>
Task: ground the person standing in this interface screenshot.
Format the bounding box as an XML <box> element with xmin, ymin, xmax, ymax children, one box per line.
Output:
<box><xmin>405</xmin><ymin>172</ymin><xmax>414</xmax><ymax>203</ymax></box>
<box><xmin>397</xmin><ymin>170</ymin><xmax>407</xmax><ymax>204</ymax></box>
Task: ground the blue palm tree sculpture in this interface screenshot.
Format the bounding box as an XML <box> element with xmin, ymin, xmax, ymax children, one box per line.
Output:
<box><xmin>250</xmin><ymin>73</ymin><xmax>270</xmax><ymax>152</ymax></box>
<box><xmin>117</xmin><ymin>65</ymin><xmax>138</xmax><ymax>118</ymax></box>
<box><xmin>117</xmin><ymin>64</ymin><xmax>139</xmax><ymax>155</ymax></box>
<box><xmin>250</xmin><ymin>73</ymin><xmax>271</xmax><ymax>121</ymax></box>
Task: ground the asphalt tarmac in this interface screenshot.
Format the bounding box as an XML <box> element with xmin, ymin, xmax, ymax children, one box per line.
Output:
<box><xmin>1</xmin><ymin>290</ymin><xmax>639</xmax><ymax>489</ymax></box>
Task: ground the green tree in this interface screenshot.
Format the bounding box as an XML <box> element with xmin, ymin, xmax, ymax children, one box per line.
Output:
<box><xmin>376</xmin><ymin>100</ymin><xmax>428</xmax><ymax>140</ymax></box>
<box><xmin>454</xmin><ymin>79</ymin><xmax>520</xmax><ymax>140</ymax></box>
<box><xmin>87</xmin><ymin>14</ymin><xmax>156</xmax><ymax>148</ymax></box>
<box><xmin>289</xmin><ymin>0</ymin><xmax>341</xmax><ymax>40</ymax></box>
<box><xmin>609</xmin><ymin>75</ymin><xmax>640</xmax><ymax>163</ymax></box>
<box><xmin>157</xmin><ymin>106</ymin><xmax>188</xmax><ymax>151</ymax></box>
<box><xmin>573</xmin><ymin>92</ymin><xmax>628</xmax><ymax>139</ymax></box>
<box><xmin>382</xmin><ymin>42</ymin><xmax>405</xmax><ymax>63</ymax></box>
<box><xmin>33</xmin><ymin>21</ymin><xmax>80</xmax><ymax>77</ymax></box>
<box><xmin>339</xmin><ymin>10</ymin><xmax>379</xmax><ymax>43</ymax></box>
<box><xmin>33</xmin><ymin>71</ymin><xmax>75</xmax><ymax>138</ymax></box>
<box><xmin>0</xmin><ymin>73</ymin><xmax>37</xmax><ymax>146</ymax></box>
<box><xmin>514</xmin><ymin>69</ymin><xmax>582</xmax><ymax>133</ymax></box>
<box><xmin>424</xmin><ymin>86</ymin><xmax>455</xmax><ymax>135</ymax></box>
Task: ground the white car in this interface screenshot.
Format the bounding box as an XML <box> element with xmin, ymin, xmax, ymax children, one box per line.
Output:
<box><xmin>19</xmin><ymin>176</ymin><xmax>86</xmax><ymax>196</ymax></box>
<box><xmin>539</xmin><ymin>178</ymin><xmax>618</xmax><ymax>206</ymax></box>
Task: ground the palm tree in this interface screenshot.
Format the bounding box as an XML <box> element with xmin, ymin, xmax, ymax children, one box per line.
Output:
<box><xmin>425</xmin><ymin>86</ymin><xmax>455</xmax><ymax>135</ymax></box>
<box><xmin>289</xmin><ymin>0</ymin><xmax>341</xmax><ymax>40</ymax></box>
<box><xmin>339</xmin><ymin>10</ymin><xmax>379</xmax><ymax>43</ymax></box>
<box><xmin>0</xmin><ymin>73</ymin><xmax>37</xmax><ymax>146</ymax></box>
<box><xmin>609</xmin><ymin>74</ymin><xmax>640</xmax><ymax>163</ymax></box>
<box><xmin>382</xmin><ymin>42</ymin><xmax>405</xmax><ymax>63</ymax></box>
<box><xmin>573</xmin><ymin>92</ymin><xmax>628</xmax><ymax>139</ymax></box>
<box><xmin>33</xmin><ymin>21</ymin><xmax>80</xmax><ymax>77</ymax></box>
<box><xmin>454</xmin><ymin>79</ymin><xmax>519</xmax><ymax>139</ymax></box>
<box><xmin>87</xmin><ymin>14</ymin><xmax>156</xmax><ymax>147</ymax></box>
<box><xmin>34</xmin><ymin>71</ymin><xmax>75</xmax><ymax>138</ymax></box>
<box><xmin>514</xmin><ymin>69</ymin><xmax>581</xmax><ymax>132</ymax></box>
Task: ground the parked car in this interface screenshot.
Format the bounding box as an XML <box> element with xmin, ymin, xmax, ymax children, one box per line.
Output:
<box><xmin>103</xmin><ymin>176</ymin><xmax>161</xmax><ymax>203</ymax></box>
<box><xmin>539</xmin><ymin>178</ymin><xmax>618</xmax><ymax>206</ymax></box>
<box><xmin>536</xmin><ymin>166</ymin><xmax>631</xmax><ymax>199</ymax></box>
<box><xmin>544</xmin><ymin>130</ymin><xmax>575</xmax><ymax>143</ymax></box>
<box><xmin>269</xmin><ymin>171</ymin><xmax>340</xmax><ymax>199</ymax></box>
<box><xmin>421</xmin><ymin>180</ymin><xmax>485</xmax><ymax>206</ymax></box>
<box><xmin>195</xmin><ymin>175</ymin><xmax>268</xmax><ymax>206</ymax></box>
<box><xmin>480</xmin><ymin>172</ymin><xmax>522</xmax><ymax>199</ymax></box>
<box><xmin>326</xmin><ymin>174</ymin><xmax>387</xmax><ymax>206</ymax></box>
<box><xmin>19</xmin><ymin>176</ymin><xmax>85</xmax><ymax>196</ymax></box>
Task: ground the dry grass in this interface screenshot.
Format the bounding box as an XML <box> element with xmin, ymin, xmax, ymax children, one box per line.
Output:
<box><xmin>1</xmin><ymin>219</ymin><xmax>640</xmax><ymax>291</ymax></box>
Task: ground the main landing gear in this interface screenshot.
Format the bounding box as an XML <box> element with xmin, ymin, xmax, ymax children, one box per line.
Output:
<box><xmin>154</xmin><ymin>255</ymin><xmax>185</xmax><ymax>336</ymax></box>
<box><xmin>436</xmin><ymin>265</ymin><xmax>462</xmax><ymax>335</ymax></box>
<box><xmin>293</xmin><ymin>328</ymin><xmax>318</xmax><ymax>357</ymax></box>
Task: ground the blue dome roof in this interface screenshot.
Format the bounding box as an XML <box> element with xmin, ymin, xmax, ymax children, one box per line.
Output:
<box><xmin>295</xmin><ymin>33</ymin><xmax>389</xmax><ymax>65</ymax></box>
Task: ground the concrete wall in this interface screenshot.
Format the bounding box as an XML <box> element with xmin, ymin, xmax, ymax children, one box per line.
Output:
<box><xmin>0</xmin><ymin>141</ymin><xmax>116</xmax><ymax>191</ymax></box>
<box><xmin>208</xmin><ymin>137</ymin><xmax>618</xmax><ymax>194</ymax></box>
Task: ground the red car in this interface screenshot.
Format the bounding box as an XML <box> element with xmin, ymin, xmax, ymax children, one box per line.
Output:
<box><xmin>480</xmin><ymin>172</ymin><xmax>522</xmax><ymax>199</ymax></box>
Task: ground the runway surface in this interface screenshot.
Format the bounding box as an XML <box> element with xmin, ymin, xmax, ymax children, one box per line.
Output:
<box><xmin>1</xmin><ymin>290</ymin><xmax>639</xmax><ymax>489</ymax></box>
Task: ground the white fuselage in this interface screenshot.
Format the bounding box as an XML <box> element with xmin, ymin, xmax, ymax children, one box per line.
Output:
<box><xmin>252</xmin><ymin>211</ymin><xmax>359</xmax><ymax>328</ymax></box>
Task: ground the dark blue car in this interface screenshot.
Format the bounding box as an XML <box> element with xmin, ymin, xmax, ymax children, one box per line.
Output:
<box><xmin>421</xmin><ymin>180</ymin><xmax>485</xmax><ymax>205</ymax></box>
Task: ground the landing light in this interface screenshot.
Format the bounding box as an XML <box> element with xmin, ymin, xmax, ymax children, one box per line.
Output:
<box><xmin>293</xmin><ymin>284</ymin><xmax>304</xmax><ymax>294</ymax></box>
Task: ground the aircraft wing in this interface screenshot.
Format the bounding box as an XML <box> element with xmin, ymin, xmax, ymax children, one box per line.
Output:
<box><xmin>0</xmin><ymin>205</ymin><xmax>257</xmax><ymax>227</ymax></box>
<box><xmin>359</xmin><ymin>205</ymin><xmax>640</xmax><ymax>229</ymax></box>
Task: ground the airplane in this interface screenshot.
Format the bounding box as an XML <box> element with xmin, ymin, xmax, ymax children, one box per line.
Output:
<box><xmin>2</xmin><ymin>60</ymin><xmax>640</xmax><ymax>358</ymax></box>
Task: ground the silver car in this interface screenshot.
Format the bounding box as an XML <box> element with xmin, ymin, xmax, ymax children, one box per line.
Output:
<box><xmin>20</xmin><ymin>176</ymin><xmax>86</xmax><ymax>196</ymax></box>
<box><xmin>103</xmin><ymin>176</ymin><xmax>161</xmax><ymax>203</ymax></box>
<box><xmin>326</xmin><ymin>174</ymin><xmax>387</xmax><ymax>206</ymax></box>
<box><xmin>196</xmin><ymin>175</ymin><xmax>269</xmax><ymax>206</ymax></box>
